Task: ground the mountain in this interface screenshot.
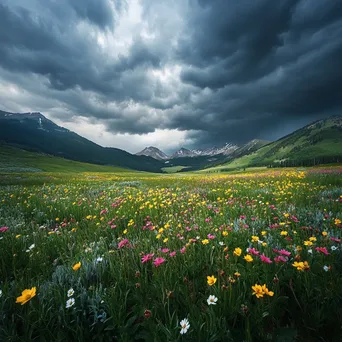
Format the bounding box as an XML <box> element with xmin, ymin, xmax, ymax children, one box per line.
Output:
<box><xmin>136</xmin><ymin>146</ymin><xmax>169</xmax><ymax>160</ymax></box>
<box><xmin>0</xmin><ymin>110</ymin><xmax>163</xmax><ymax>172</ymax></box>
<box><xmin>170</xmin><ymin>148</ymin><xmax>197</xmax><ymax>158</ymax></box>
<box><xmin>191</xmin><ymin>143</ymin><xmax>239</xmax><ymax>156</ymax></box>
<box><xmin>205</xmin><ymin>117</ymin><xmax>342</xmax><ymax>171</ymax></box>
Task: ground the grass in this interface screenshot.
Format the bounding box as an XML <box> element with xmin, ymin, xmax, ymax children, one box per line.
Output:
<box><xmin>161</xmin><ymin>165</ymin><xmax>189</xmax><ymax>173</ymax></box>
<box><xmin>0</xmin><ymin>167</ymin><xmax>342</xmax><ymax>341</ymax></box>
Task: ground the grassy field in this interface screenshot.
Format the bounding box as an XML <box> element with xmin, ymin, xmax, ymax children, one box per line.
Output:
<box><xmin>1</xmin><ymin>167</ymin><xmax>342</xmax><ymax>341</ymax></box>
<box><xmin>161</xmin><ymin>165</ymin><xmax>189</xmax><ymax>173</ymax></box>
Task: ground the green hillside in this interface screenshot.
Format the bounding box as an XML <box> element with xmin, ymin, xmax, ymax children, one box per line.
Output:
<box><xmin>203</xmin><ymin>116</ymin><xmax>342</xmax><ymax>172</ymax></box>
<box><xmin>0</xmin><ymin>110</ymin><xmax>163</xmax><ymax>172</ymax></box>
<box><xmin>0</xmin><ymin>144</ymin><xmax>130</xmax><ymax>172</ymax></box>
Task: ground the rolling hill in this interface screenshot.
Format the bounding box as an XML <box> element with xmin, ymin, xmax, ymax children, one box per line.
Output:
<box><xmin>0</xmin><ymin>144</ymin><xmax>131</xmax><ymax>173</ymax></box>
<box><xmin>0</xmin><ymin>110</ymin><xmax>163</xmax><ymax>172</ymax></box>
<box><xmin>203</xmin><ymin>116</ymin><xmax>342</xmax><ymax>172</ymax></box>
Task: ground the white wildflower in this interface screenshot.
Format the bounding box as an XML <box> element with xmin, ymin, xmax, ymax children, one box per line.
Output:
<box><xmin>180</xmin><ymin>318</ymin><xmax>190</xmax><ymax>334</ymax></box>
<box><xmin>207</xmin><ymin>295</ymin><xmax>218</xmax><ymax>305</ymax></box>
<box><xmin>66</xmin><ymin>298</ymin><xmax>75</xmax><ymax>308</ymax></box>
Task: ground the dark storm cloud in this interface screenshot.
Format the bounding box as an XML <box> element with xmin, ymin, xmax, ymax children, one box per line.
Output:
<box><xmin>0</xmin><ymin>0</ymin><xmax>342</xmax><ymax>147</ymax></box>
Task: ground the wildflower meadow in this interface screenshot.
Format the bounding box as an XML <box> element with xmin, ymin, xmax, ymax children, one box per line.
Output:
<box><xmin>0</xmin><ymin>168</ymin><xmax>342</xmax><ymax>341</ymax></box>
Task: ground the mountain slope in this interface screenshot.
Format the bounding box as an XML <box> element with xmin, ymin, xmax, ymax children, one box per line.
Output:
<box><xmin>136</xmin><ymin>146</ymin><xmax>169</xmax><ymax>160</ymax></box>
<box><xmin>205</xmin><ymin>117</ymin><xmax>342</xmax><ymax>170</ymax></box>
<box><xmin>0</xmin><ymin>144</ymin><xmax>130</xmax><ymax>173</ymax></box>
<box><xmin>0</xmin><ymin>110</ymin><xmax>163</xmax><ymax>172</ymax></box>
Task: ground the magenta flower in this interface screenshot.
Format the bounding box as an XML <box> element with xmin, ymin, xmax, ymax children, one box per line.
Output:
<box><xmin>331</xmin><ymin>237</ymin><xmax>341</xmax><ymax>243</ymax></box>
<box><xmin>0</xmin><ymin>226</ymin><xmax>8</xmax><ymax>233</ymax></box>
<box><xmin>278</xmin><ymin>249</ymin><xmax>291</xmax><ymax>257</ymax></box>
<box><xmin>248</xmin><ymin>247</ymin><xmax>260</xmax><ymax>256</ymax></box>
<box><xmin>118</xmin><ymin>239</ymin><xmax>130</xmax><ymax>249</ymax></box>
<box><xmin>260</xmin><ymin>254</ymin><xmax>272</xmax><ymax>264</ymax></box>
<box><xmin>153</xmin><ymin>257</ymin><xmax>165</xmax><ymax>267</ymax></box>
<box><xmin>315</xmin><ymin>247</ymin><xmax>329</xmax><ymax>255</ymax></box>
<box><xmin>141</xmin><ymin>253</ymin><xmax>154</xmax><ymax>263</ymax></box>
<box><xmin>180</xmin><ymin>247</ymin><xmax>186</xmax><ymax>254</ymax></box>
<box><xmin>169</xmin><ymin>251</ymin><xmax>176</xmax><ymax>257</ymax></box>
<box><xmin>207</xmin><ymin>234</ymin><xmax>215</xmax><ymax>240</ymax></box>
<box><xmin>274</xmin><ymin>255</ymin><xmax>287</xmax><ymax>263</ymax></box>
<box><xmin>161</xmin><ymin>248</ymin><xmax>169</xmax><ymax>253</ymax></box>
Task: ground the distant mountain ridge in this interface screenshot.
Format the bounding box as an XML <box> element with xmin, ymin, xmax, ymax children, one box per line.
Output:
<box><xmin>136</xmin><ymin>143</ymin><xmax>241</xmax><ymax>160</ymax></box>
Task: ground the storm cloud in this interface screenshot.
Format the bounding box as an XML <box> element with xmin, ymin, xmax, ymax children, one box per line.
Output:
<box><xmin>0</xmin><ymin>0</ymin><xmax>341</xmax><ymax>151</ymax></box>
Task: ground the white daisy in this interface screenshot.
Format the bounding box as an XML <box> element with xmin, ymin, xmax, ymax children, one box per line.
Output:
<box><xmin>180</xmin><ymin>318</ymin><xmax>190</xmax><ymax>334</ymax></box>
<box><xmin>96</xmin><ymin>257</ymin><xmax>103</xmax><ymax>263</ymax></box>
<box><xmin>331</xmin><ymin>246</ymin><xmax>337</xmax><ymax>251</ymax></box>
<box><xmin>66</xmin><ymin>298</ymin><xmax>75</xmax><ymax>308</ymax></box>
<box><xmin>67</xmin><ymin>288</ymin><xmax>74</xmax><ymax>297</ymax></box>
<box><xmin>323</xmin><ymin>265</ymin><xmax>329</xmax><ymax>272</ymax></box>
<box><xmin>207</xmin><ymin>295</ymin><xmax>218</xmax><ymax>305</ymax></box>
<box><xmin>0</xmin><ymin>289</ymin><xmax>2</xmax><ymax>297</ymax></box>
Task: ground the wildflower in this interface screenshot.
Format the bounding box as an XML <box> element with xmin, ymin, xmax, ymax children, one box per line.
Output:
<box><xmin>219</xmin><ymin>241</ymin><xmax>225</xmax><ymax>246</ymax></box>
<box><xmin>261</xmin><ymin>231</ymin><xmax>267</xmax><ymax>236</ymax></box>
<box><xmin>169</xmin><ymin>251</ymin><xmax>176</xmax><ymax>257</ymax></box>
<box><xmin>207</xmin><ymin>295</ymin><xmax>218</xmax><ymax>305</ymax></box>
<box><xmin>331</xmin><ymin>246</ymin><xmax>338</xmax><ymax>251</ymax></box>
<box><xmin>292</xmin><ymin>261</ymin><xmax>305</xmax><ymax>271</ymax></box>
<box><xmin>304</xmin><ymin>241</ymin><xmax>313</xmax><ymax>246</ymax></box>
<box><xmin>0</xmin><ymin>289</ymin><xmax>2</xmax><ymax>297</ymax></box>
<box><xmin>67</xmin><ymin>288</ymin><xmax>74</xmax><ymax>297</ymax></box>
<box><xmin>244</xmin><ymin>254</ymin><xmax>253</xmax><ymax>263</ymax></box>
<box><xmin>322</xmin><ymin>231</ymin><xmax>328</xmax><ymax>237</ymax></box>
<box><xmin>72</xmin><ymin>262</ymin><xmax>81</xmax><ymax>271</ymax></box>
<box><xmin>118</xmin><ymin>239</ymin><xmax>130</xmax><ymax>249</ymax></box>
<box><xmin>96</xmin><ymin>257</ymin><xmax>103</xmax><ymax>263</ymax></box>
<box><xmin>280</xmin><ymin>231</ymin><xmax>288</xmax><ymax>236</ymax></box>
<box><xmin>234</xmin><ymin>272</ymin><xmax>241</xmax><ymax>278</ymax></box>
<box><xmin>315</xmin><ymin>247</ymin><xmax>329</xmax><ymax>255</ymax></box>
<box><xmin>144</xmin><ymin>309</ymin><xmax>152</xmax><ymax>319</ymax></box>
<box><xmin>16</xmin><ymin>287</ymin><xmax>36</xmax><ymax>305</ymax></box>
<box><xmin>180</xmin><ymin>318</ymin><xmax>190</xmax><ymax>334</ymax></box>
<box><xmin>262</xmin><ymin>284</ymin><xmax>274</xmax><ymax>297</ymax></box>
<box><xmin>207</xmin><ymin>275</ymin><xmax>217</xmax><ymax>286</ymax></box>
<box><xmin>251</xmin><ymin>235</ymin><xmax>259</xmax><ymax>242</ymax></box>
<box><xmin>153</xmin><ymin>257</ymin><xmax>165</xmax><ymax>267</ymax></box>
<box><xmin>247</xmin><ymin>247</ymin><xmax>260</xmax><ymax>255</ymax></box>
<box><xmin>335</xmin><ymin>218</ymin><xmax>341</xmax><ymax>225</ymax></box>
<box><xmin>252</xmin><ymin>284</ymin><xmax>264</xmax><ymax>298</ymax></box>
<box><xmin>260</xmin><ymin>254</ymin><xmax>272</xmax><ymax>264</ymax></box>
<box><xmin>233</xmin><ymin>247</ymin><xmax>242</xmax><ymax>257</ymax></box>
<box><xmin>0</xmin><ymin>226</ymin><xmax>8</xmax><ymax>233</ymax></box>
<box><xmin>278</xmin><ymin>249</ymin><xmax>291</xmax><ymax>257</ymax></box>
<box><xmin>222</xmin><ymin>231</ymin><xmax>228</xmax><ymax>236</ymax></box>
<box><xmin>141</xmin><ymin>253</ymin><xmax>154</xmax><ymax>263</ymax></box>
<box><xmin>202</xmin><ymin>239</ymin><xmax>209</xmax><ymax>245</ymax></box>
<box><xmin>274</xmin><ymin>255</ymin><xmax>287</xmax><ymax>263</ymax></box>
<box><xmin>66</xmin><ymin>298</ymin><xmax>75</xmax><ymax>308</ymax></box>
<box><xmin>323</xmin><ymin>265</ymin><xmax>329</xmax><ymax>272</ymax></box>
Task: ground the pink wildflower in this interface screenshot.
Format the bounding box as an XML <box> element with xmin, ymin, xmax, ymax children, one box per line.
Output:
<box><xmin>169</xmin><ymin>251</ymin><xmax>176</xmax><ymax>257</ymax></box>
<box><xmin>118</xmin><ymin>239</ymin><xmax>130</xmax><ymax>249</ymax></box>
<box><xmin>278</xmin><ymin>249</ymin><xmax>291</xmax><ymax>257</ymax></box>
<box><xmin>248</xmin><ymin>247</ymin><xmax>260</xmax><ymax>256</ymax></box>
<box><xmin>274</xmin><ymin>255</ymin><xmax>287</xmax><ymax>263</ymax></box>
<box><xmin>153</xmin><ymin>257</ymin><xmax>165</xmax><ymax>267</ymax></box>
<box><xmin>180</xmin><ymin>247</ymin><xmax>186</xmax><ymax>254</ymax></box>
<box><xmin>141</xmin><ymin>253</ymin><xmax>154</xmax><ymax>264</ymax></box>
<box><xmin>260</xmin><ymin>254</ymin><xmax>272</xmax><ymax>264</ymax></box>
<box><xmin>315</xmin><ymin>247</ymin><xmax>329</xmax><ymax>255</ymax></box>
<box><xmin>0</xmin><ymin>226</ymin><xmax>8</xmax><ymax>233</ymax></box>
<box><xmin>207</xmin><ymin>234</ymin><xmax>215</xmax><ymax>240</ymax></box>
<box><xmin>161</xmin><ymin>248</ymin><xmax>169</xmax><ymax>253</ymax></box>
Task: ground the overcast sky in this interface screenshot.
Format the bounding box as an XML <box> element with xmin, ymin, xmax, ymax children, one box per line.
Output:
<box><xmin>1</xmin><ymin>0</ymin><xmax>341</xmax><ymax>153</ymax></box>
